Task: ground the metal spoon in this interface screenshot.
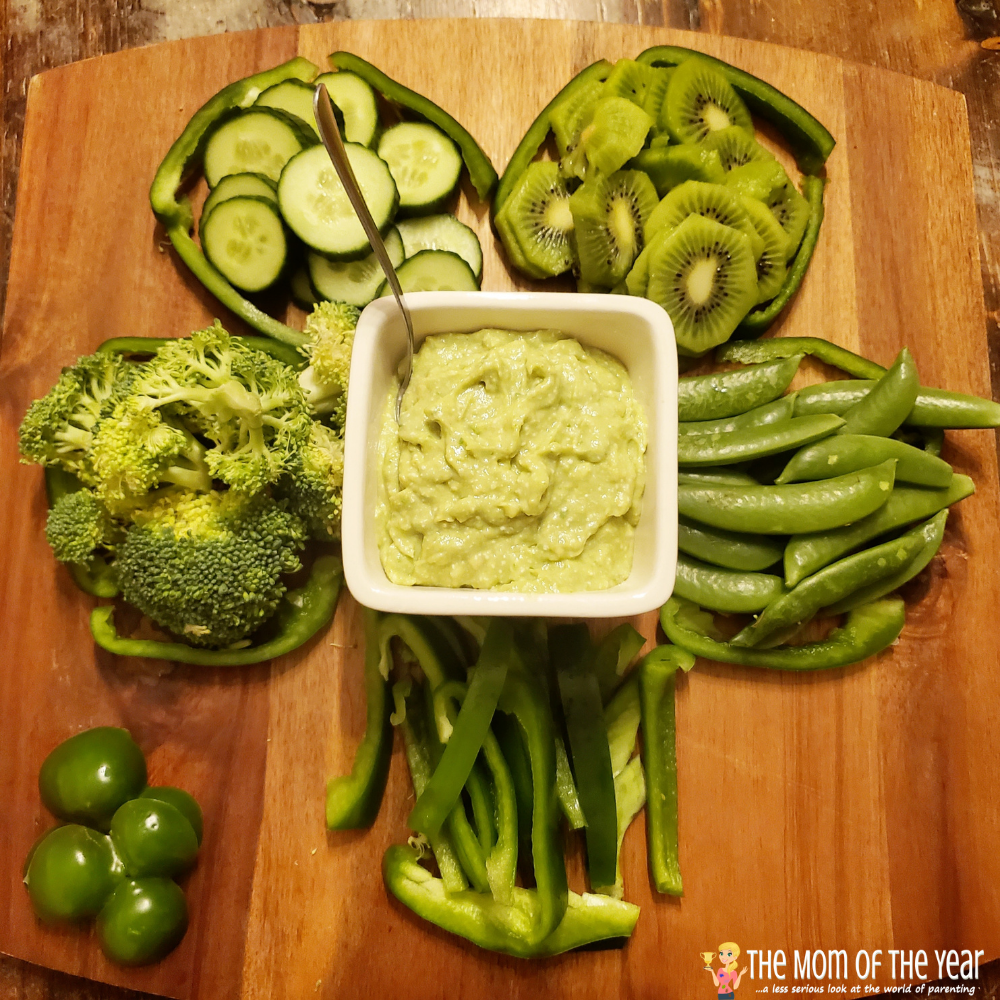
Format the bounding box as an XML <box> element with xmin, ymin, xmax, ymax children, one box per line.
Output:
<box><xmin>313</xmin><ymin>83</ymin><xmax>414</xmax><ymax>422</ymax></box>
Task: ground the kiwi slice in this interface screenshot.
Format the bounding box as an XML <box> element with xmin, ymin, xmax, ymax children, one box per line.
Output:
<box><xmin>551</xmin><ymin>77</ymin><xmax>603</xmax><ymax>181</ymax></box>
<box><xmin>495</xmin><ymin>199</ymin><xmax>547</xmax><ymax>280</ymax></box>
<box><xmin>602</xmin><ymin>59</ymin><xmax>661</xmax><ymax>107</ymax></box>
<box><xmin>570</xmin><ymin>168</ymin><xmax>659</xmax><ymax>286</ymax></box>
<box><xmin>631</xmin><ymin>145</ymin><xmax>725</xmax><ymax>197</ymax></box>
<box><xmin>725</xmin><ymin>158</ymin><xmax>789</xmax><ymax>201</ymax></box>
<box><xmin>740</xmin><ymin>196</ymin><xmax>789</xmax><ymax>303</ymax></box>
<box><xmin>497</xmin><ymin>160</ymin><xmax>576</xmax><ymax>277</ymax></box>
<box><xmin>663</xmin><ymin>57</ymin><xmax>754</xmax><ymax>144</ymax></box>
<box><xmin>644</xmin><ymin>68</ymin><xmax>675</xmax><ymax>121</ymax></box>
<box><xmin>625</xmin><ymin>228</ymin><xmax>668</xmax><ymax>298</ymax></box>
<box><xmin>644</xmin><ymin>180</ymin><xmax>765</xmax><ymax>261</ymax></box>
<box><xmin>699</xmin><ymin>125</ymin><xmax>774</xmax><ymax>172</ymax></box>
<box><xmin>762</xmin><ymin>176</ymin><xmax>811</xmax><ymax>260</ymax></box>
<box><xmin>646</xmin><ymin>213</ymin><xmax>759</xmax><ymax>354</ymax></box>
<box><xmin>583</xmin><ymin>97</ymin><xmax>653</xmax><ymax>176</ymax></box>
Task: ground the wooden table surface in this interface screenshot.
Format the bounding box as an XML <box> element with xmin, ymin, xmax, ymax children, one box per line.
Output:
<box><xmin>2</xmin><ymin>2</ymin><xmax>999</xmax><ymax>998</ymax></box>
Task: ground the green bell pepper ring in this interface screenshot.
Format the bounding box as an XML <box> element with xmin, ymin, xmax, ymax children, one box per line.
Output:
<box><xmin>592</xmin><ymin>622</ymin><xmax>645</xmax><ymax>704</ymax></box>
<box><xmin>409</xmin><ymin>620</ymin><xmax>510</xmax><ymax>839</ymax></box>
<box><xmin>97</xmin><ymin>334</ymin><xmax>306</xmax><ymax>370</ymax></box>
<box><xmin>638</xmin><ymin>645</ymin><xmax>694</xmax><ymax>896</ymax></box>
<box><xmin>839</xmin><ymin>348</ymin><xmax>919</xmax><ymax>437</ymax></box>
<box><xmin>326</xmin><ymin>605</ymin><xmax>392</xmax><ymax>829</ymax></box>
<box><xmin>328</xmin><ymin>52</ymin><xmax>498</xmax><ymax>201</ymax></box>
<box><xmin>677</xmin><ymin>515</ymin><xmax>784</xmax><ymax>573</ymax></box>
<box><xmin>551</xmin><ymin>624</ymin><xmax>619</xmax><ymax>892</ymax></box>
<box><xmin>149</xmin><ymin>57</ymin><xmax>317</xmax><ymax>347</ymax></box>
<box><xmin>660</xmin><ymin>595</ymin><xmax>906</xmax><ymax>670</ymax></box>
<box><xmin>91</xmin><ymin>554</ymin><xmax>343</xmax><ymax>666</ymax></box>
<box><xmin>677</xmin><ymin>413</ymin><xmax>845</xmax><ymax>467</ymax></box>
<box><xmin>716</xmin><ymin>335</ymin><xmax>887</xmax><ymax>380</ymax></box>
<box><xmin>674</xmin><ymin>554</ymin><xmax>786</xmax><ymax>615</ymax></box>
<box><xmin>678</xmin><ymin>354</ymin><xmax>803</xmax><ymax>421</ymax></box>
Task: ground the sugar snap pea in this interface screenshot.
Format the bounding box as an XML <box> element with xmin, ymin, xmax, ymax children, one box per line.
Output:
<box><xmin>824</xmin><ymin>510</ymin><xmax>948</xmax><ymax>615</ymax></box>
<box><xmin>776</xmin><ymin>434</ymin><xmax>953</xmax><ymax>488</ymax></box>
<box><xmin>677</xmin><ymin>413</ymin><xmax>843</xmax><ymax>467</ymax></box>
<box><xmin>837</xmin><ymin>348</ymin><xmax>918</xmax><ymax>437</ymax></box>
<box><xmin>678</xmin><ymin>468</ymin><xmax>759</xmax><ymax>487</ymax></box>
<box><xmin>677</xmin><ymin>516</ymin><xmax>784</xmax><ymax>572</ymax></box>
<box><xmin>732</xmin><ymin>515</ymin><xmax>937</xmax><ymax>647</ymax></box>
<box><xmin>677</xmin><ymin>355</ymin><xmax>803</xmax><ymax>421</ymax></box>
<box><xmin>674</xmin><ymin>554</ymin><xmax>785</xmax><ymax>614</ymax></box>
<box><xmin>716</xmin><ymin>337</ymin><xmax>886</xmax><ymax>380</ymax></box>
<box><xmin>678</xmin><ymin>459</ymin><xmax>897</xmax><ymax>535</ymax></box>
<box><xmin>783</xmin><ymin>474</ymin><xmax>973</xmax><ymax>585</ymax></box>
<box><xmin>660</xmin><ymin>596</ymin><xmax>906</xmax><ymax>671</ymax></box>
<box><xmin>679</xmin><ymin>394</ymin><xmax>796</xmax><ymax>437</ymax></box>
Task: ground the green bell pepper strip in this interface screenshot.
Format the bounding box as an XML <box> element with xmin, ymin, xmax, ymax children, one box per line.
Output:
<box><xmin>679</xmin><ymin>393</ymin><xmax>796</xmax><ymax>437</ymax></box>
<box><xmin>328</xmin><ymin>52</ymin><xmax>497</xmax><ymax>201</ymax></box>
<box><xmin>838</xmin><ymin>348</ymin><xmax>919</xmax><ymax>437</ymax></box>
<box><xmin>732</xmin><ymin>514</ymin><xmax>939</xmax><ymax>647</ymax></box>
<box><xmin>636</xmin><ymin>46</ymin><xmax>835</xmax><ymax>174</ymax></box>
<box><xmin>44</xmin><ymin>468</ymin><xmax>119</xmax><ymax>598</ymax></box>
<box><xmin>593</xmin><ymin>623</ymin><xmax>645</xmax><ymax>704</ymax></box>
<box><xmin>149</xmin><ymin>57</ymin><xmax>317</xmax><ymax>347</ymax></box>
<box><xmin>678</xmin><ymin>355</ymin><xmax>803</xmax><ymax>421</ymax></box>
<box><xmin>497</xmin><ymin>647</ymin><xmax>568</xmax><ymax>945</ymax></box>
<box><xmin>553</xmin><ymin>735</ymin><xmax>586</xmax><ymax>830</ymax></box>
<box><xmin>824</xmin><ymin>510</ymin><xmax>948</xmax><ymax>614</ymax></box>
<box><xmin>736</xmin><ymin>175</ymin><xmax>826</xmax><ymax>335</ymax></box>
<box><xmin>678</xmin><ymin>459</ymin><xmax>897</xmax><ymax>535</ymax></box>
<box><xmin>610</xmin><ymin>755</ymin><xmax>646</xmax><ymax>899</ymax></box>
<box><xmin>678</xmin><ymin>515</ymin><xmax>784</xmax><ymax>573</ymax></box>
<box><xmin>97</xmin><ymin>334</ymin><xmax>306</xmax><ymax>370</ymax></box>
<box><xmin>775</xmin><ymin>434</ymin><xmax>954</xmax><ymax>488</ymax></box>
<box><xmin>491</xmin><ymin>59</ymin><xmax>612</xmax><ymax>218</ymax></box>
<box><xmin>678</xmin><ymin>413</ymin><xmax>845</xmax><ymax>467</ymax></box>
<box><xmin>325</xmin><ymin>604</ymin><xmax>392</xmax><ymax>829</ymax></box>
<box><xmin>660</xmin><ymin>595</ymin><xmax>906</xmax><ymax>670</ymax></box>
<box><xmin>383</xmin><ymin>844</ymin><xmax>639</xmax><ymax>958</ymax></box>
<box><xmin>493</xmin><ymin>713</ymin><xmax>536</xmax><ymax>847</ymax></box>
<box><xmin>675</xmin><ymin>553</ymin><xmax>786</xmax><ymax>614</ymax></box>
<box><xmin>783</xmin><ymin>475</ymin><xmax>973</xmax><ymax>586</ymax></box>
<box><xmin>716</xmin><ymin>336</ymin><xmax>887</xmax><ymax>380</ymax></box>
<box><xmin>409</xmin><ymin>620</ymin><xmax>510</xmax><ymax>839</ymax></box>
<box><xmin>467</xmin><ymin>760</ymin><xmax>497</xmax><ymax>853</ymax></box>
<box><xmin>638</xmin><ymin>645</ymin><xmax>694</xmax><ymax>896</ymax></box>
<box><xmin>91</xmin><ymin>554</ymin><xmax>343</xmax><ymax>666</ymax></box>
<box><xmin>605</xmin><ymin>672</ymin><xmax>641</xmax><ymax>779</ymax></box>
<box><xmin>551</xmin><ymin>624</ymin><xmax>618</xmax><ymax>892</ymax></box>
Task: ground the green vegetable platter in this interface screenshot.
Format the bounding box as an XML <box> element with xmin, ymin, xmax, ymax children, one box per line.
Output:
<box><xmin>2</xmin><ymin>19</ymin><xmax>1000</xmax><ymax>1000</ymax></box>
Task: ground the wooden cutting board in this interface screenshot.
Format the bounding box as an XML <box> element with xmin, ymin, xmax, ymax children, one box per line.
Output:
<box><xmin>1</xmin><ymin>18</ymin><xmax>998</xmax><ymax>1000</ymax></box>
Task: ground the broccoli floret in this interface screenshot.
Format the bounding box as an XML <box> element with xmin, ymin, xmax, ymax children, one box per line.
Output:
<box><xmin>127</xmin><ymin>321</ymin><xmax>313</xmax><ymax>493</ymax></box>
<box><xmin>45</xmin><ymin>489</ymin><xmax>120</xmax><ymax>564</ymax></box>
<box><xmin>19</xmin><ymin>353</ymin><xmax>132</xmax><ymax>483</ymax></box>
<box><xmin>298</xmin><ymin>301</ymin><xmax>359</xmax><ymax>423</ymax></box>
<box><xmin>276</xmin><ymin>421</ymin><xmax>345</xmax><ymax>541</ymax></box>
<box><xmin>116</xmin><ymin>490</ymin><xmax>307</xmax><ymax>648</ymax></box>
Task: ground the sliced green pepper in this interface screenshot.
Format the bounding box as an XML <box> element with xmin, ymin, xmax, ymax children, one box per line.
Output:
<box><xmin>551</xmin><ymin>624</ymin><xmax>618</xmax><ymax>892</ymax></box>
<box><xmin>553</xmin><ymin>735</ymin><xmax>586</xmax><ymax>830</ymax></box>
<box><xmin>660</xmin><ymin>595</ymin><xmax>906</xmax><ymax>670</ymax></box>
<box><xmin>605</xmin><ymin>674</ymin><xmax>642</xmax><ymax>779</ymax></box>
<box><xmin>592</xmin><ymin>623</ymin><xmax>645</xmax><ymax>704</ymax></box>
<box><xmin>638</xmin><ymin>645</ymin><xmax>694</xmax><ymax>896</ymax></box>
<box><xmin>611</xmin><ymin>756</ymin><xmax>646</xmax><ymax>899</ymax></box>
<box><xmin>91</xmin><ymin>555</ymin><xmax>343</xmax><ymax>666</ymax></box>
<box><xmin>326</xmin><ymin>605</ymin><xmax>392</xmax><ymax>829</ymax></box>
<box><xmin>97</xmin><ymin>334</ymin><xmax>306</xmax><ymax>370</ymax></box>
<box><xmin>716</xmin><ymin>336</ymin><xmax>886</xmax><ymax>380</ymax></box>
<box><xmin>328</xmin><ymin>52</ymin><xmax>497</xmax><ymax>201</ymax></box>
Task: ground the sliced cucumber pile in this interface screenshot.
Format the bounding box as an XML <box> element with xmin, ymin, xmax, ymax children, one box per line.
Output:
<box><xmin>191</xmin><ymin>63</ymin><xmax>487</xmax><ymax>302</ymax></box>
<box><xmin>493</xmin><ymin>54</ymin><xmax>830</xmax><ymax>355</ymax></box>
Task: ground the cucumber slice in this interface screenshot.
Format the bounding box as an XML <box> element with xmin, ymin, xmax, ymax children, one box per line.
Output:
<box><xmin>204</xmin><ymin>109</ymin><xmax>313</xmax><ymax>186</ymax></box>
<box><xmin>314</xmin><ymin>71</ymin><xmax>379</xmax><ymax>147</ymax></box>
<box><xmin>395</xmin><ymin>214</ymin><xmax>483</xmax><ymax>281</ymax></box>
<box><xmin>377</xmin><ymin>122</ymin><xmax>462</xmax><ymax>215</ymax></box>
<box><xmin>200</xmin><ymin>196</ymin><xmax>288</xmax><ymax>293</ymax></box>
<box><xmin>376</xmin><ymin>249</ymin><xmax>479</xmax><ymax>295</ymax></box>
<box><xmin>200</xmin><ymin>172</ymin><xmax>277</xmax><ymax>238</ymax></box>
<box><xmin>278</xmin><ymin>143</ymin><xmax>399</xmax><ymax>260</ymax></box>
<box><xmin>255</xmin><ymin>79</ymin><xmax>320</xmax><ymax>132</ymax></box>
<box><xmin>309</xmin><ymin>226</ymin><xmax>405</xmax><ymax>306</ymax></box>
<box><xmin>290</xmin><ymin>265</ymin><xmax>320</xmax><ymax>309</ymax></box>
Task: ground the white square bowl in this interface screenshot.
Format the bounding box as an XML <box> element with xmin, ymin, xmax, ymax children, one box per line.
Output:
<box><xmin>341</xmin><ymin>291</ymin><xmax>678</xmax><ymax>617</ymax></box>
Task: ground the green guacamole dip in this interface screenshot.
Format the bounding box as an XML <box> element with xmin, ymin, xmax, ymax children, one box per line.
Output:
<box><xmin>375</xmin><ymin>329</ymin><xmax>647</xmax><ymax>592</ymax></box>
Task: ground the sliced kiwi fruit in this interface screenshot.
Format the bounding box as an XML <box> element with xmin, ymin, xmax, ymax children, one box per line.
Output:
<box><xmin>601</xmin><ymin>59</ymin><xmax>661</xmax><ymax>107</ymax></box>
<box><xmin>762</xmin><ymin>176</ymin><xmax>811</xmax><ymax>260</ymax></box>
<box><xmin>625</xmin><ymin>228</ymin><xmax>669</xmax><ymax>298</ymax></box>
<box><xmin>740</xmin><ymin>195</ymin><xmax>790</xmax><ymax>303</ymax></box>
<box><xmin>649</xmin><ymin>134</ymin><xmax>676</xmax><ymax>149</ymax></box>
<box><xmin>699</xmin><ymin>125</ymin><xmax>775</xmax><ymax>172</ymax></box>
<box><xmin>495</xmin><ymin>199</ymin><xmax>547</xmax><ymax>280</ymax></box>
<box><xmin>496</xmin><ymin>160</ymin><xmax>576</xmax><ymax>277</ymax></box>
<box><xmin>582</xmin><ymin>97</ymin><xmax>653</xmax><ymax>176</ymax></box>
<box><xmin>725</xmin><ymin>158</ymin><xmax>789</xmax><ymax>201</ymax></box>
<box><xmin>551</xmin><ymin>77</ymin><xmax>603</xmax><ymax>181</ymax></box>
<box><xmin>644</xmin><ymin>67</ymin><xmax>675</xmax><ymax>121</ymax></box>
<box><xmin>630</xmin><ymin>145</ymin><xmax>725</xmax><ymax>197</ymax></box>
<box><xmin>644</xmin><ymin>180</ymin><xmax>765</xmax><ymax>261</ymax></box>
<box><xmin>662</xmin><ymin>57</ymin><xmax>754</xmax><ymax>144</ymax></box>
<box><xmin>646</xmin><ymin>213</ymin><xmax>759</xmax><ymax>355</ymax></box>
<box><xmin>570</xmin><ymin>168</ymin><xmax>659</xmax><ymax>287</ymax></box>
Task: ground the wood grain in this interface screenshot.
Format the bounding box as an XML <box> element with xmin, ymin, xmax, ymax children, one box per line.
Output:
<box><xmin>1</xmin><ymin>15</ymin><xmax>999</xmax><ymax>1000</ymax></box>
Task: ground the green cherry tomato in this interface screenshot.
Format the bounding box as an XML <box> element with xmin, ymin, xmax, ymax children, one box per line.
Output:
<box><xmin>24</xmin><ymin>824</ymin><xmax>125</xmax><ymax>923</ymax></box>
<box><xmin>98</xmin><ymin>878</ymin><xmax>188</xmax><ymax>966</ymax></box>
<box><xmin>39</xmin><ymin>727</ymin><xmax>147</xmax><ymax>831</ymax></box>
<box><xmin>140</xmin><ymin>787</ymin><xmax>204</xmax><ymax>846</ymax></box>
<box><xmin>110</xmin><ymin>799</ymin><xmax>199</xmax><ymax>878</ymax></box>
